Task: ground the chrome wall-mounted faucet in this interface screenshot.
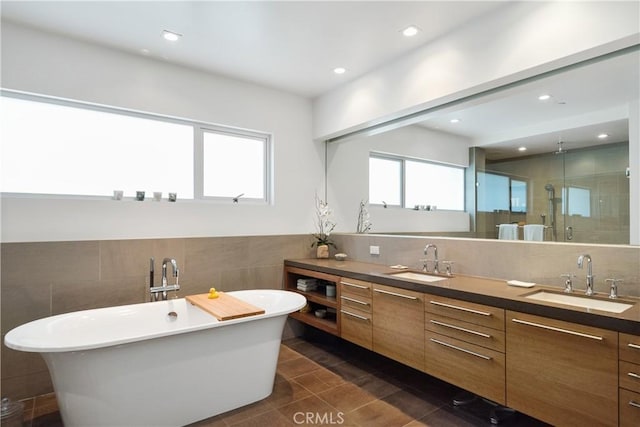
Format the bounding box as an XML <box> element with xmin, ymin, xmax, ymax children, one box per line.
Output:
<box><xmin>423</xmin><ymin>244</ymin><xmax>439</xmax><ymax>274</ymax></box>
<box><xmin>149</xmin><ymin>257</ymin><xmax>180</xmax><ymax>301</ymax></box>
<box><xmin>577</xmin><ymin>254</ymin><xmax>594</xmax><ymax>296</ymax></box>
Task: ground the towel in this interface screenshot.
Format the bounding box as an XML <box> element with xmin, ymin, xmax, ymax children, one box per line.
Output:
<box><xmin>524</xmin><ymin>224</ymin><xmax>545</xmax><ymax>241</ymax></box>
<box><xmin>498</xmin><ymin>224</ymin><xmax>519</xmax><ymax>240</ymax></box>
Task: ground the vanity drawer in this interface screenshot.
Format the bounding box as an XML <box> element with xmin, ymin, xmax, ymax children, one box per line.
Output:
<box><xmin>339</xmin><ymin>278</ymin><xmax>372</xmax><ymax>298</ymax></box>
<box><xmin>425</xmin><ymin>312</ymin><xmax>505</xmax><ymax>352</ymax></box>
<box><xmin>620</xmin><ymin>333</ymin><xmax>640</xmax><ymax>364</ymax></box>
<box><xmin>425</xmin><ymin>330</ymin><xmax>505</xmax><ymax>405</ymax></box>
<box><xmin>340</xmin><ymin>293</ymin><xmax>371</xmax><ymax>313</ymax></box>
<box><xmin>425</xmin><ymin>294</ymin><xmax>505</xmax><ymax>331</ymax></box>
<box><xmin>620</xmin><ymin>361</ymin><xmax>640</xmax><ymax>394</ymax></box>
<box><xmin>340</xmin><ymin>307</ymin><xmax>372</xmax><ymax>350</ymax></box>
<box><xmin>620</xmin><ymin>388</ymin><xmax>640</xmax><ymax>427</ymax></box>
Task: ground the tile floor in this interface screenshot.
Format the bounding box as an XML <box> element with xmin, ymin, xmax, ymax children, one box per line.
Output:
<box><xmin>20</xmin><ymin>331</ymin><xmax>548</xmax><ymax>426</ymax></box>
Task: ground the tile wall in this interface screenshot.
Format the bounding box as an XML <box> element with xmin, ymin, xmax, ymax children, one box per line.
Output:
<box><xmin>332</xmin><ymin>234</ymin><xmax>640</xmax><ymax>297</ymax></box>
<box><xmin>2</xmin><ymin>232</ymin><xmax>638</xmax><ymax>401</ymax></box>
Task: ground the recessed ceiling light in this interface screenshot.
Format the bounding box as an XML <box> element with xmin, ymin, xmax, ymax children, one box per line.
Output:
<box><xmin>450</xmin><ymin>118</ymin><xmax>460</xmax><ymax>123</ymax></box>
<box><xmin>402</xmin><ymin>25</ymin><xmax>420</xmax><ymax>37</ymax></box>
<box><xmin>333</xmin><ymin>67</ymin><xmax>346</xmax><ymax>75</ymax></box>
<box><xmin>598</xmin><ymin>133</ymin><xmax>609</xmax><ymax>139</ymax></box>
<box><xmin>162</xmin><ymin>30</ymin><xmax>182</xmax><ymax>42</ymax></box>
<box><xmin>538</xmin><ymin>94</ymin><xmax>551</xmax><ymax>101</ymax></box>
<box><xmin>518</xmin><ymin>146</ymin><xmax>527</xmax><ymax>152</ymax></box>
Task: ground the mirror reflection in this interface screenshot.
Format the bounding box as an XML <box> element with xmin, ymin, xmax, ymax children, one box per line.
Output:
<box><xmin>326</xmin><ymin>48</ymin><xmax>638</xmax><ymax>245</ymax></box>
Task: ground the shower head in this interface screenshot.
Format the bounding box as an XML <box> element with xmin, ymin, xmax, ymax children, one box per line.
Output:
<box><xmin>554</xmin><ymin>139</ymin><xmax>567</xmax><ymax>155</ymax></box>
<box><xmin>544</xmin><ymin>184</ymin><xmax>555</xmax><ymax>201</ymax></box>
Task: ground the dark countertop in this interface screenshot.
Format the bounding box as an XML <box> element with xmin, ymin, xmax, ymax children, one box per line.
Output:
<box><xmin>285</xmin><ymin>259</ymin><xmax>640</xmax><ymax>335</ymax></box>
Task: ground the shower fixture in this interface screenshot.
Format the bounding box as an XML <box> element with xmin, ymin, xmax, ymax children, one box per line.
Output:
<box><xmin>544</xmin><ymin>183</ymin><xmax>556</xmax><ymax>241</ymax></box>
<box><xmin>554</xmin><ymin>139</ymin><xmax>567</xmax><ymax>155</ymax></box>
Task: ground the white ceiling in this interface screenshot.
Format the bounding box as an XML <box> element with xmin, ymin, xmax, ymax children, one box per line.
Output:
<box><xmin>0</xmin><ymin>0</ymin><xmax>505</xmax><ymax>98</ymax></box>
<box><xmin>1</xmin><ymin>1</ymin><xmax>637</xmax><ymax>159</ymax></box>
<box><xmin>413</xmin><ymin>49</ymin><xmax>639</xmax><ymax>159</ymax></box>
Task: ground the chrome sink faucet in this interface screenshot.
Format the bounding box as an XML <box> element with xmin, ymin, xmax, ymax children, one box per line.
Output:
<box><xmin>423</xmin><ymin>244</ymin><xmax>439</xmax><ymax>274</ymax></box>
<box><xmin>577</xmin><ymin>254</ymin><xmax>594</xmax><ymax>296</ymax></box>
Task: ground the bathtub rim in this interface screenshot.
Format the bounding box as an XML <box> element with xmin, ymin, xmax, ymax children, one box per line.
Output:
<box><xmin>4</xmin><ymin>289</ymin><xmax>306</xmax><ymax>353</ymax></box>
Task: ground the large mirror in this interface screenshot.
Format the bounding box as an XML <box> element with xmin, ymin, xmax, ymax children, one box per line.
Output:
<box><xmin>326</xmin><ymin>47</ymin><xmax>639</xmax><ymax>245</ymax></box>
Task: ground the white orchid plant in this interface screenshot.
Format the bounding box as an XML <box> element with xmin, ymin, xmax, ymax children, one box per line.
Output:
<box><xmin>311</xmin><ymin>195</ymin><xmax>336</xmax><ymax>248</ymax></box>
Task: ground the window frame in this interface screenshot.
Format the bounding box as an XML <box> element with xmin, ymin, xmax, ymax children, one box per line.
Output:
<box><xmin>369</xmin><ymin>152</ymin><xmax>465</xmax><ymax>211</ymax></box>
<box><xmin>369</xmin><ymin>154</ymin><xmax>405</xmax><ymax>207</ymax></box>
<box><xmin>0</xmin><ymin>90</ymin><xmax>273</xmax><ymax>204</ymax></box>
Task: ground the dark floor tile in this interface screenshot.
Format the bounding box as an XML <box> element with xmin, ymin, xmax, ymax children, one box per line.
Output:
<box><xmin>277</xmin><ymin>356</ymin><xmax>323</xmax><ymax>379</ymax></box>
<box><xmin>277</xmin><ymin>395</ymin><xmax>340</xmax><ymax>424</ymax></box>
<box><xmin>381</xmin><ymin>388</ymin><xmax>442</xmax><ymax>420</ymax></box>
<box><xmin>215</xmin><ymin>398</ymin><xmax>273</xmax><ymax>426</ymax></box>
<box><xmin>327</xmin><ymin>360</ymin><xmax>371</xmax><ymax>382</ymax></box>
<box><xmin>293</xmin><ymin>369</ymin><xmax>346</xmax><ymax>394</ymax></box>
<box><xmin>318</xmin><ymin>382</ymin><xmax>377</xmax><ymax>413</ymax></box>
<box><xmin>346</xmin><ymin>398</ymin><xmax>414</xmax><ymax>427</ymax></box>
<box><xmin>350</xmin><ymin>373</ymin><xmax>401</xmax><ymax>399</ymax></box>
<box><xmin>278</xmin><ymin>344</ymin><xmax>303</xmax><ymax>363</ymax></box>
<box><xmin>267</xmin><ymin>376</ymin><xmax>313</xmax><ymax>408</ymax></box>
<box><xmin>228</xmin><ymin>408</ymin><xmax>294</xmax><ymax>427</ymax></box>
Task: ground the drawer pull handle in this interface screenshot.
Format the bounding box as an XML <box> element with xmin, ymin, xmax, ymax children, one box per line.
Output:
<box><xmin>430</xmin><ymin>320</ymin><xmax>491</xmax><ymax>338</ymax></box>
<box><xmin>341</xmin><ymin>281</ymin><xmax>368</xmax><ymax>289</ymax></box>
<box><xmin>629</xmin><ymin>400</ymin><xmax>640</xmax><ymax>409</ymax></box>
<box><xmin>628</xmin><ymin>372</ymin><xmax>640</xmax><ymax>380</ymax></box>
<box><xmin>340</xmin><ymin>310</ymin><xmax>369</xmax><ymax>321</ymax></box>
<box><xmin>341</xmin><ymin>296</ymin><xmax>370</xmax><ymax>306</ymax></box>
<box><xmin>511</xmin><ymin>318</ymin><xmax>603</xmax><ymax>341</ymax></box>
<box><xmin>374</xmin><ymin>288</ymin><xmax>418</xmax><ymax>300</ymax></box>
<box><xmin>430</xmin><ymin>338</ymin><xmax>492</xmax><ymax>360</ymax></box>
<box><xmin>628</xmin><ymin>343</ymin><xmax>640</xmax><ymax>350</ymax></box>
<box><xmin>429</xmin><ymin>300</ymin><xmax>491</xmax><ymax>316</ymax></box>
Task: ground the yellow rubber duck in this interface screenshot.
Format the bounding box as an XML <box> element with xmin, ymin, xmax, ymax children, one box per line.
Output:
<box><xmin>207</xmin><ymin>287</ymin><xmax>219</xmax><ymax>299</ymax></box>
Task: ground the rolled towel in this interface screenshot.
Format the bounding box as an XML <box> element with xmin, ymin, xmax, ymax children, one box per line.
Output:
<box><xmin>498</xmin><ymin>224</ymin><xmax>519</xmax><ymax>240</ymax></box>
<box><xmin>524</xmin><ymin>224</ymin><xmax>545</xmax><ymax>241</ymax></box>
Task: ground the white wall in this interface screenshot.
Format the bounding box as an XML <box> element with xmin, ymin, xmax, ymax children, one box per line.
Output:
<box><xmin>327</xmin><ymin>125</ymin><xmax>470</xmax><ymax>233</ymax></box>
<box><xmin>0</xmin><ymin>21</ymin><xmax>323</xmax><ymax>242</ymax></box>
<box><xmin>313</xmin><ymin>1</ymin><xmax>640</xmax><ymax>140</ymax></box>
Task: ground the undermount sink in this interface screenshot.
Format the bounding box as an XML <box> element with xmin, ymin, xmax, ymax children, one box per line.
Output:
<box><xmin>386</xmin><ymin>270</ymin><xmax>449</xmax><ymax>283</ymax></box>
<box><xmin>524</xmin><ymin>290</ymin><xmax>635</xmax><ymax>313</ymax></box>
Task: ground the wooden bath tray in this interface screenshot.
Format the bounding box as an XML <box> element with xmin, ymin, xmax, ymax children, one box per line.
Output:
<box><xmin>185</xmin><ymin>292</ymin><xmax>265</xmax><ymax>321</ymax></box>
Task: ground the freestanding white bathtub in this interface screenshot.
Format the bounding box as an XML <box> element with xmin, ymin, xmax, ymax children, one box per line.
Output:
<box><xmin>5</xmin><ymin>289</ymin><xmax>306</xmax><ymax>427</ymax></box>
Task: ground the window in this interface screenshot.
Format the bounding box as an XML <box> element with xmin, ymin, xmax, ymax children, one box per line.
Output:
<box><xmin>369</xmin><ymin>156</ymin><xmax>402</xmax><ymax>206</ymax></box>
<box><xmin>0</xmin><ymin>92</ymin><xmax>271</xmax><ymax>202</ymax></box>
<box><xmin>477</xmin><ymin>172</ymin><xmax>528</xmax><ymax>213</ymax></box>
<box><xmin>202</xmin><ymin>129</ymin><xmax>268</xmax><ymax>200</ymax></box>
<box><xmin>405</xmin><ymin>160</ymin><xmax>464</xmax><ymax>210</ymax></box>
<box><xmin>369</xmin><ymin>154</ymin><xmax>464</xmax><ymax>210</ymax></box>
<box><xmin>563</xmin><ymin>186</ymin><xmax>591</xmax><ymax>217</ymax></box>
<box><xmin>511</xmin><ymin>179</ymin><xmax>527</xmax><ymax>213</ymax></box>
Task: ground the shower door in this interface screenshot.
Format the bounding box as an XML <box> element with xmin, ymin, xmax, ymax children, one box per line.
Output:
<box><xmin>560</xmin><ymin>144</ymin><xmax>629</xmax><ymax>244</ymax></box>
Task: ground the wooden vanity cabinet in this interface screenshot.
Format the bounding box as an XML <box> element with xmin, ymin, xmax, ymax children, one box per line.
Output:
<box><xmin>506</xmin><ymin>311</ymin><xmax>618</xmax><ymax>426</ymax></box>
<box><xmin>424</xmin><ymin>294</ymin><xmax>506</xmax><ymax>405</ymax></box>
<box><xmin>339</xmin><ymin>278</ymin><xmax>372</xmax><ymax>350</ymax></box>
<box><xmin>619</xmin><ymin>333</ymin><xmax>640</xmax><ymax>427</ymax></box>
<box><xmin>372</xmin><ymin>284</ymin><xmax>425</xmax><ymax>371</ymax></box>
